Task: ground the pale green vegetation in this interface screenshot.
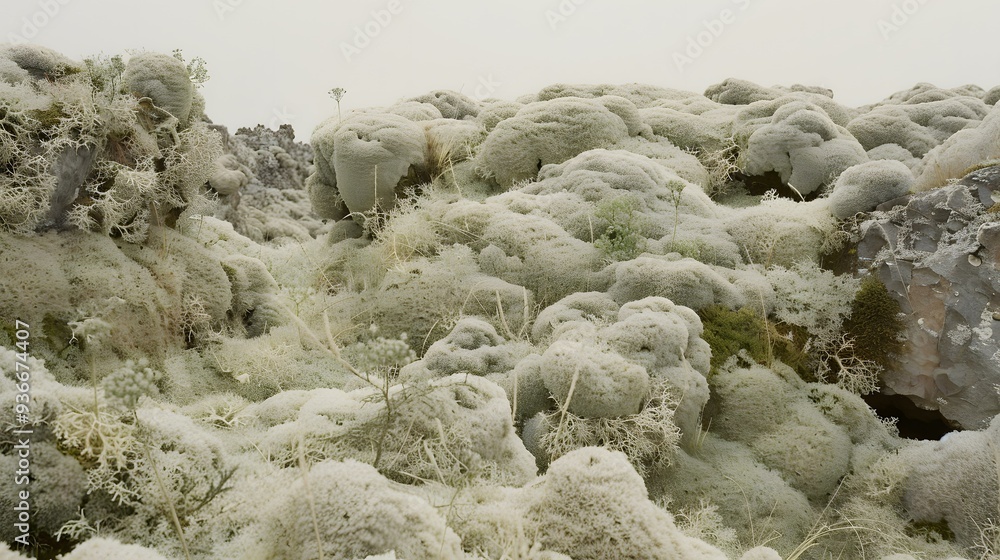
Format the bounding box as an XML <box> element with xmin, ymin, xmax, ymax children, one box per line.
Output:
<box><xmin>3</xmin><ymin>47</ymin><xmax>1000</xmax><ymax>560</ymax></box>
<box><xmin>593</xmin><ymin>196</ymin><xmax>646</xmax><ymax>262</ymax></box>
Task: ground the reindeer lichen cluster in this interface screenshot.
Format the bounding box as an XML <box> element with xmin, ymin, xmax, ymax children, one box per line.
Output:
<box><xmin>0</xmin><ymin>46</ymin><xmax>221</xmax><ymax>242</ymax></box>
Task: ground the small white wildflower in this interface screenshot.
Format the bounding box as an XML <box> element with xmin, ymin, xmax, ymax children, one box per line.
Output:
<box><xmin>102</xmin><ymin>359</ymin><xmax>158</xmax><ymax>410</ymax></box>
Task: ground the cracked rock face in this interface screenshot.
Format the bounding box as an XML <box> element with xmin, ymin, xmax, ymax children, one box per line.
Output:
<box><xmin>857</xmin><ymin>166</ymin><xmax>1000</xmax><ymax>429</ymax></box>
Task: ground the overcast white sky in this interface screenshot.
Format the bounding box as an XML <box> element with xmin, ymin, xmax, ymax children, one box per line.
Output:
<box><xmin>6</xmin><ymin>0</ymin><xmax>999</xmax><ymax>140</ymax></box>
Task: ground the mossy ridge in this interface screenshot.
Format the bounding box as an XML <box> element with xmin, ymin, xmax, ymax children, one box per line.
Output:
<box><xmin>959</xmin><ymin>159</ymin><xmax>1000</xmax><ymax>178</ymax></box>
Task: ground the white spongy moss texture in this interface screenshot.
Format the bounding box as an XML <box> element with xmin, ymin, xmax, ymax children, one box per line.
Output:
<box><xmin>474</xmin><ymin>97</ymin><xmax>632</xmax><ymax>186</ymax></box>
<box><xmin>651</xmin><ymin>432</ymin><xmax>816</xmax><ymax>554</ymax></box>
<box><xmin>913</xmin><ymin>100</ymin><xmax>1000</xmax><ymax>191</ymax></box>
<box><xmin>540</xmin><ymin>335</ymin><xmax>651</xmax><ymax>418</ymax></box>
<box><xmin>708</xmin><ymin>361</ymin><xmax>855</xmax><ymax>501</ymax></box>
<box><xmin>525</xmin><ymin>447</ymin><xmax>728</xmax><ymax>560</ymax></box>
<box><xmin>326</xmin><ymin>112</ymin><xmax>426</xmax><ymax>216</ymax></box>
<box><xmin>847</xmin><ymin>90</ymin><xmax>988</xmax><ymax>159</ymax></box>
<box><xmin>307</xmin><ymin>111</ymin><xmax>427</xmax><ymax>219</ymax></box>
<box><xmin>901</xmin><ymin>415</ymin><xmax>1000</xmax><ymax>548</ymax></box>
<box><xmin>0</xmin><ymin>44</ymin><xmax>82</xmax><ymax>84</ymax></box>
<box><xmin>417</xmin><ymin>316</ymin><xmax>534</xmax><ymax>379</ymax></box>
<box><xmin>407</xmin><ymin>89</ymin><xmax>481</xmax><ymax>120</ymax></box>
<box><xmin>123</xmin><ymin>52</ymin><xmax>195</xmax><ymax>127</ymax></box>
<box><xmin>59</xmin><ymin>537</ymin><xmax>172</xmax><ymax>560</ymax></box>
<box><xmin>741</xmin><ymin>101</ymin><xmax>868</xmax><ymax>195</ymax></box>
<box><xmin>611</xmin><ymin>297</ymin><xmax>712</xmax><ymax>441</ymax></box>
<box><xmin>607</xmin><ymin>256</ymin><xmax>746</xmax><ymax>310</ymax></box>
<box><xmin>9</xmin><ymin>64</ymin><xmax>1000</xmax><ymax>559</ymax></box>
<box><xmin>829</xmin><ymin>159</ymin><xmax>914</xmax><ymax>219</ymax></box>
<box><xmin>248</xmin><ymin>460</ymin><xmax>464</xmax><ymax>560</ymax></box>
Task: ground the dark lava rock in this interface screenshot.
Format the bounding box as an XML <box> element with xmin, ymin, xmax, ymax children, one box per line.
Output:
<box><xmin>857</xmin><ymin>166</ymin><xmax>1000</xmax><ymax>429</ymax></box>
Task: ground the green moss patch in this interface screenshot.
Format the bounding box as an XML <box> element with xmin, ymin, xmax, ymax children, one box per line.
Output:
<box><xmin>699</xmin><ymin>305</ymin><xmax>810</xmax><ymax>376</ymax></box>
<box><xmin>842</xmin><ymin>275</ymin><xmax>904</xmax><ymax>371</ymax></box>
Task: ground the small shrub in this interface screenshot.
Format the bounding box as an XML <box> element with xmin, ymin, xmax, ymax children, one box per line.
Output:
<box><xmin>841</xmin><ymin>275</ymin><xmax>904</xmax><ymax>372</ymax></box>
<box><xmin>53</xmin><ymin>406</ymin><xmax>138</xmax><ymax>504</ymax></box>
<box><xmin>67</xmin><ymin>159</ymin><xmax>161</xmax><ymax>243</ymax></box>
<box><xmin>171</xmin><ymin>49</ymin><xmax>209</xmax><ymax>89</ymax></box>
<box><xmin>594</xmin><ymin>196</ymin><xmax>646</xmax><ymax>262</ymax></box>
<box><xmin>539</xmin><ymin>378</ymin><xmax>681</xmax><ymax>477</ymax></box>
<box><xmin>0</xmin><ymin>100</ymin><xmax>58</xmax><ymax>232</ymax></box>
<box><xmin>665</xmin><ymin>178</ymin><xmax>687</xmax><ymax>252</ymax></box>
<box><xmin>82</xmin><ymin>53</ymin><xmax>127</xmax><ymax>101</ymax></box>
<box><xmin>699</xmin><ymin>135</ymin><xmax>741</xmax><ymax>199</ymax></box>
<box><xmin>101</xmin><ymin>359</ymin><xmax>159</xmax><ymax>410</ymax></box>
<box><xmin>765</xmin><ymin>262</ymin><xmax>859</xmax><ymax>345</ymax></box>
<box><xmin>345</xmin><ymin>325</ymin><xmax>417</xmax><ymax>378</ymax></box>
<box><xmin>817</xmin><ymin>334</ymin><xmax>882</xmax><ymax>395</ymax></box>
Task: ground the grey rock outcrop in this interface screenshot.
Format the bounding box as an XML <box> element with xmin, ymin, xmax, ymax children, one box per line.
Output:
<box><xmin>44</xmin><ymin>145</ymin><xmax>98</xmax><ymax>228</ymax></box>
<box><xmin>857</xmin><ymin>166</ymin><xmax>1000</xmax><ymax>429</ymax></box>
<box><xmin>212</xmin><ymin>124</ymin><xmax>320</xmax><ymax>241</ymax></box>
<box><xmin>233</xmin><ymin>124</ymin><xmax>313</xmax><ymax>191</ymax></box>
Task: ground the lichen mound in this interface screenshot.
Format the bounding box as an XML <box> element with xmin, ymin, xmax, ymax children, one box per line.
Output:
<box><xmin>250</xmin><ymin>460</ymin><xmax>464</xmax><ymax>560</ymax></box>
<box><xmin>525</xmin><ymin>447</ymin><xmax>728</xmax><ymax>560</ymax></box>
